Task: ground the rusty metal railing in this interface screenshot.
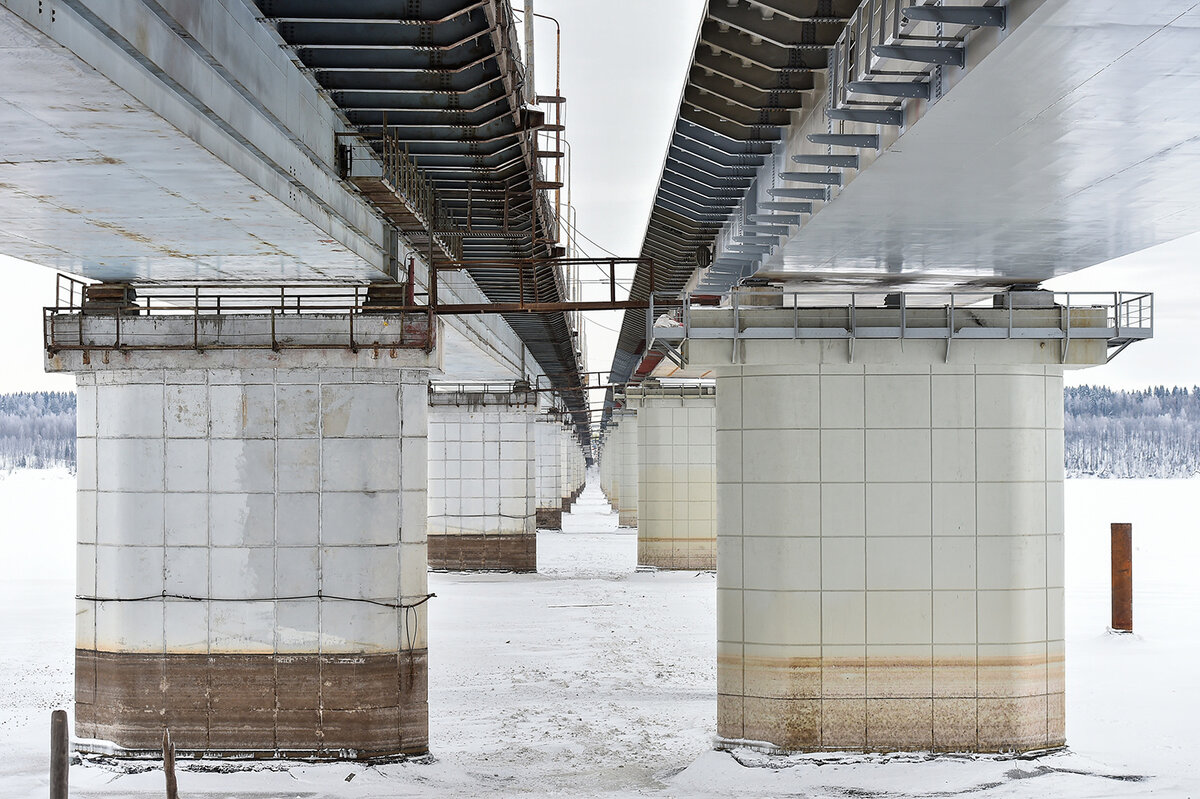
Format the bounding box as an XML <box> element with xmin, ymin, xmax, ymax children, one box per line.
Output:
<box><xmin>380</xmin><ymin>124</ymin><xmax>464</xmax><ymax>261</ymax></box>
<box><xmin>44</xmin><ymin>277</ymin><xmax>435</xmax><ymax>355</ymax></box>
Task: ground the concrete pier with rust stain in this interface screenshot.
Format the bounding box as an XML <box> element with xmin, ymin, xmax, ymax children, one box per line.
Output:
<box><xmin>54</xmin><ymin>332</ymin><xmax>435</xmax><ymax>758</ymax></box>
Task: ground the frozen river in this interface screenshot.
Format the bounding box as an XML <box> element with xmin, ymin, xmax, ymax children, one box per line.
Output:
<box><xmin>1</xmin><ymin>469</ymin><xmax>1198</xmax><ymax>797</ymax></box>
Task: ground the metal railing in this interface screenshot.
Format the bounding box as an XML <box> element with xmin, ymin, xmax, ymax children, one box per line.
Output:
<box><xmin>44</xmin><ymin>275</ymin><xmax>434</xmax><ymax>354</ymax></box>
<box><xmin>380</xmin><ymin>125</ymin><xmax>464</xmax><ymax>261</ymax></box>
<box><xmin>647</xmin><ymin>289</ymin><xmax>1153</xmax><ymax>357</ymax></box>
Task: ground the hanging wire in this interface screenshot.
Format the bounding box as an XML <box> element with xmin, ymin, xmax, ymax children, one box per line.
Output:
<box><xmin>76</xmin><ymin>590</ymin><xmax>436</xmax><ymax>610</ymax></box>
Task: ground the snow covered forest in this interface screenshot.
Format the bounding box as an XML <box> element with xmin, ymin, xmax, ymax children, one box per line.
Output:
<box><xmin>0</xmin><ymin>392</ymin><xmax>75</xmax><ymax>470</ymax></box>
<box><xmin>1066</xmin><ymin>385</ymin><xmax>1200</xmax><ymax>478</ymax></box>
<box><xmin>1</xmin><ymin>387</ymin><xmax>1199</xmax><ymax>477</ymax></box>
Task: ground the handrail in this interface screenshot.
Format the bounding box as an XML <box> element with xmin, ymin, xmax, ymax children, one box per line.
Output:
<box><xmin>646</xmin><ymin>289</ymin><xmax>1154</xmax><ymax>351</ymax></box>
<box><xmin>380</xmin><ymin>125</ymin><xmax>464</xmax><ymax>261</ymax></box>
<box><xmin>44</xmin><ymin>281</ymin><xmax>436</xmax><ymax>355</ymax></box>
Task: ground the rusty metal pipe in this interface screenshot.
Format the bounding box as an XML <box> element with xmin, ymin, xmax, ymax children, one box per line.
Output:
<box><xmin>50</xmin><ymin>709</ymin><xmax>68</xmax><ymax>799</ymax></box>
<box><xmin>1111</xmin><ymin>522</ymin><xmax>1133</xmax><ymax>632</ymax></box>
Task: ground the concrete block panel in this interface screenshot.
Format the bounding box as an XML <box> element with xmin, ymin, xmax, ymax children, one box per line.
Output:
<box><xmin>865</xmin><ymin>429</ymin><xmax>932</xmax><ymax>483</ymax></box>
<box><xmin>165</xmin><ymin>438</ymin><xmax>209</xmax><ymax>492</ymax></box>
<box><xmin>97</xmin><ymin>383</ymin><xmax>164</xmax><ymax>439</ymax></box>
<box><xmin>865</xmin><ymin>374</ymin><xmax>931</xmax><ymax>429</ymax></box>
<box><xmin>210</xmin><ymin>439</ymin><xmax>275</xmax><ymax>493</ymax></box>
<box><xmin>97</xmin><ymin>438</ymin><xmax>165</xmax><ymax>492</ymax></box>
<box><xmin>164</xmin><ymin>493</ymin><xmax>207</xmax><ymax>547</ymax></box>
<box><xmin>165</xmin><ymin>384</ymin><xmax>208</xmax><ymax>438</ymax></box>
<box><xmin>820</xmin><ymin>429</ymin><xmax>866</xmax><ymax>482</ymax></box>
<box><xmin>164</xmin><ymin>547</ymin><xmax>208</xmax><ymax>597</ymax></box>
<box><xmin>97</xmin><ymin>492</ymin><xmax>164</xmax><ymax>547</ymax></box>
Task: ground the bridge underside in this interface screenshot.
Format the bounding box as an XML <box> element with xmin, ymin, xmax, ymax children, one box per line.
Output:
<box><xmin>609</xmin><ymin>0</ymin><xmax>1200</xmax><ymax>391</ymax></box>
<box><xmin>0</xmin><ymin>8</ymin><xmax>380</xmax><ymax>281</ymax></box>
<box><xmin>761</xmin><ymin>0</ymin><xmax>1200</xmax><ymax>286</ymax></box>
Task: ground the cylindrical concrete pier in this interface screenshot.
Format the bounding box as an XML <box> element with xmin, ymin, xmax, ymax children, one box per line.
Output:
<box><xmin>427</xmin><ymin>388</ymin><xmax>537</xmax><ymax>572</ymax></box>
<box><xmin>71</xmin><ymin>362</ymin><xmax>431</xmax><ymax>757</ymax></box>
<box><xmin>713</xmin><ymin>360</ymin><xmax>1067</xmax><ymax>752</ymax></box>
<box><xmin>613</xmin><ymin>409</ymin><xmax>638</xmax><ymax>527</ymax></box>
<box><xmin>535</xmin><ymin>416</ymin><xmax>564</xmax><ymax>529</ymax></box>
<box><xmin>626</xmin><ymin>385</ymin><xmax>716</xmax><ymax>570</ymax></box>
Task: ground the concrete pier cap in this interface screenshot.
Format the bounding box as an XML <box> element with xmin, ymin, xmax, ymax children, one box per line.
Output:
<box><xmin>682</xmin><ymin>301</ymin><xmax>1118</xmax><ymax>754</ymax></box>
<box><xmin>50</xmin><ymin>313</ymin><xmax>437</xmax><ymax>759</ymax></box>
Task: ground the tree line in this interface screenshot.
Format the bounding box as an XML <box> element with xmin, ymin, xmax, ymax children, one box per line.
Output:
<box><xmin>0</xmin><ymin>392</ymin><xmax>76</xmax><ymax>470</ymax></box>
<box><xmin>1065</xmin><ymin>385</ymin><xmax>1200</xmax><ymax>478</ymax></box>
<box><xmin>2</xmin><ymin>387</ymin><xmax>1198</xmax><ymax>477</ymax></box>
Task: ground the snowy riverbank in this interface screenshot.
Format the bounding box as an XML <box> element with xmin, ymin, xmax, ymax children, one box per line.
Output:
<box><xmin>1</xmin><ymin>470</ymin><xmax>1198</xmax><ymax>797</ymax></box>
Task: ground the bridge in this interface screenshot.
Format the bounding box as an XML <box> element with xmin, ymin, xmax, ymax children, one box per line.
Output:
<box><xmin>0</xmin><ymin>0</ymin><xmax>1189</xmax><ymax>760</ymax></box>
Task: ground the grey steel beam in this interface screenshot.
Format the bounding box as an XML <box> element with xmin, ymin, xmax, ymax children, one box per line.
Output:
<box><xmin>665</xmin><ymin>160</ymin><xmax>752</xmax><ymax>192</ymax></box>
<box><xmin>687</xmin><ymin>67</ymin><xmax>805</xmax><ymax>110</ymax></box>
<box><xmin>662</xmin><ymin>171</ymin><xmax>746</xmax><ymax>199</ymax></box>
<box><xmin>693</xmin><ymin>49</ymin><xmax>815</xmax><ymax>93</ymax></box>
<box><xmin>759</xmin><ymin>201</ymin><xmax>814</xmax><ymax>213</ymax></box>
<box><xmin>680</xmin><ymin>105</ymin><xmax>782</xmax><ymax>144</ymax></box>
<box><xmin>793</xmin><ymin>153</ymin><xmax>860</xmax><ymax>168</ymax></box>
<box><xmin>903</xmin><ymin>5</ymin><xmax>1006</xmax><ymax>29</ymax></box>
<box><xmin>872</xmin><ymin>44</ymin><xmax>965</xmax><ymax>67</ymax></box>
<box><xmin>684</xmin><ymin>87</ymin><xmax>791</xmax><ymax>127</ymax></box>
<box><xmin>677</xmin><ymin>119</ymin><xmax>775</xmax><ymax>156</ymax></box>
<box><xmin>768</xmin><ymin>187</ymin><xmax>827</xmax><ymax>200</ymax></box>
<box><xmin>847</xmin><ymin>80</ymin><xmax>930</xmax><ymax>100</ymax></box>
<box><xmin>781</xmin><ymin>171</ymin><xmax>843</xmax><ymax>186</ymax></box>
<box><xmin>807</xmin><ymin>133</ymin><xmax>880</xmax><ymax>149</ymax></box>
<box><xmin>707</xmin><ymin>3</ymin><xmax>846</xmax><ymax>50</ymax></box>
<box><xmin>827</xmin><ymin>107</ymin><xmax>904</xmax><ymax>126</ymax></box>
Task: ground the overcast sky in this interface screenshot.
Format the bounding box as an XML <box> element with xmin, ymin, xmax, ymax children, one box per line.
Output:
<box><xmin>2</xmin><ymin>0</ymin><xmax>1197</xmax><ymax>394</ymax></box>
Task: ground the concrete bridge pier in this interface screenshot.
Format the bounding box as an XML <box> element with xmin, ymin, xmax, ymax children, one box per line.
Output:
<box><xmin>680</xmin><ymin>302</ymin><xmax>1117</xmax><ymax>754</ymax></box>
<box><xmin>712</xmin><ymin>353</ymin><xmax>1071</xmax><ymax>752</ymax></box>
<box><xmin>560</xmin><ymin>425</ymin><xmax>585</xmax><ymax>510</ymax></box>
<box><xmin>600</xmin><ymin>425</ymin><xmax>619</xmax><ymax>510</ymax></box>
<box><xmin>50</xmin><ymin>319</ymin><xmax>435</xmax><ymax>758</ymax></box>
<box><xmin>535</xmin><ymin>415</ymin><xmax>565</xmax><ymax>529</ymax></box>
<box><xmin>625</xmin><ymin>385</ymin><xmax>717</xmax><ymax>570</ymax></box>
<box><xmin>612</xmin><ymin>409</ymin><xmax>639</xmax><ymax>527</ymax></box>
<box><xmin>427</xmin><ymin>387</ymin><xmax>537</xmax><ymax>572</ymax></box>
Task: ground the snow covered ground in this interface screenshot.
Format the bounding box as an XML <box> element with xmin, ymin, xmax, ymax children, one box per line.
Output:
<box><xmin>2</xmin><ymin>469</ymin><xmax>1199</xmax><ymax>798</ymax></box>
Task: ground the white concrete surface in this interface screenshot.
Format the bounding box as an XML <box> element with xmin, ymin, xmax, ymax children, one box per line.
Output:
<box><xmin>74</xmin><ymin>364</ymin><xmax>431</xmax><ymax>657</ymax></box>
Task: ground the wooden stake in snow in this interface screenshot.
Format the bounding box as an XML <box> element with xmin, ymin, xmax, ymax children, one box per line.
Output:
<box><xmin>163</xmin><ymin>730</ymin><xmax>179</xmax><ymax>799</ymax></box>
<box><xmin>1112</xmin><ymin>522</ymin><xmax>1133</xmax><ymax>632</ymax></box>
<box><xmin>50</xmin><ymin>709</ymin><xmax>68</xmax><ymax>799</ymax></box>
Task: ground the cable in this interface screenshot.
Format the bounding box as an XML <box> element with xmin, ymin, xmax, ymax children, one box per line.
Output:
<box><xmin>572</xmin><ymin>227</ymin><xmax>622</xmax><ymax>258</ymax></box>
<box><xmin>583</xmin><ymin>315</ymin><xmax>623</xmax><ymax>333</ymax></box>
<box><xmin>76</xmin><ymin>591</ymin><xmax>437</xmax><ymax>610</ymax></box>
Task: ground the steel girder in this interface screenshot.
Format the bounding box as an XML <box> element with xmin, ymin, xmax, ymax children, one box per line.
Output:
<box><xmin>256</xmin><ymin>0</ymin><xmax>591</xmax><ymax>443</ymax></box>
<box><xmin>603</xmin><ymin>0</ymin><xmax>856</xmax><ymax>421</ymax></box>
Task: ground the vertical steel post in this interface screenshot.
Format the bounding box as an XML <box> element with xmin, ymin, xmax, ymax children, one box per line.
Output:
<box><xmin>1111</xmin><ymin>522</ymin><xmax>1133</xmax><ymax>632</ymax></box>
<box><xmin>523</xmin><ymin>0</ymin><xmax>535</xmax><ymax>104</ymax></box>
<box><xmin>50</xmin><ymin>709</ymin><xmax>68</xmax><ymax>799</ymax></box>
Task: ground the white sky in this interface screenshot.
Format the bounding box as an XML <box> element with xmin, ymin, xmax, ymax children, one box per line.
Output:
<box><xmin>1</xmin><ymin>0</ymin><xmax>1197</xmax><ymax>394</ymax></box>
